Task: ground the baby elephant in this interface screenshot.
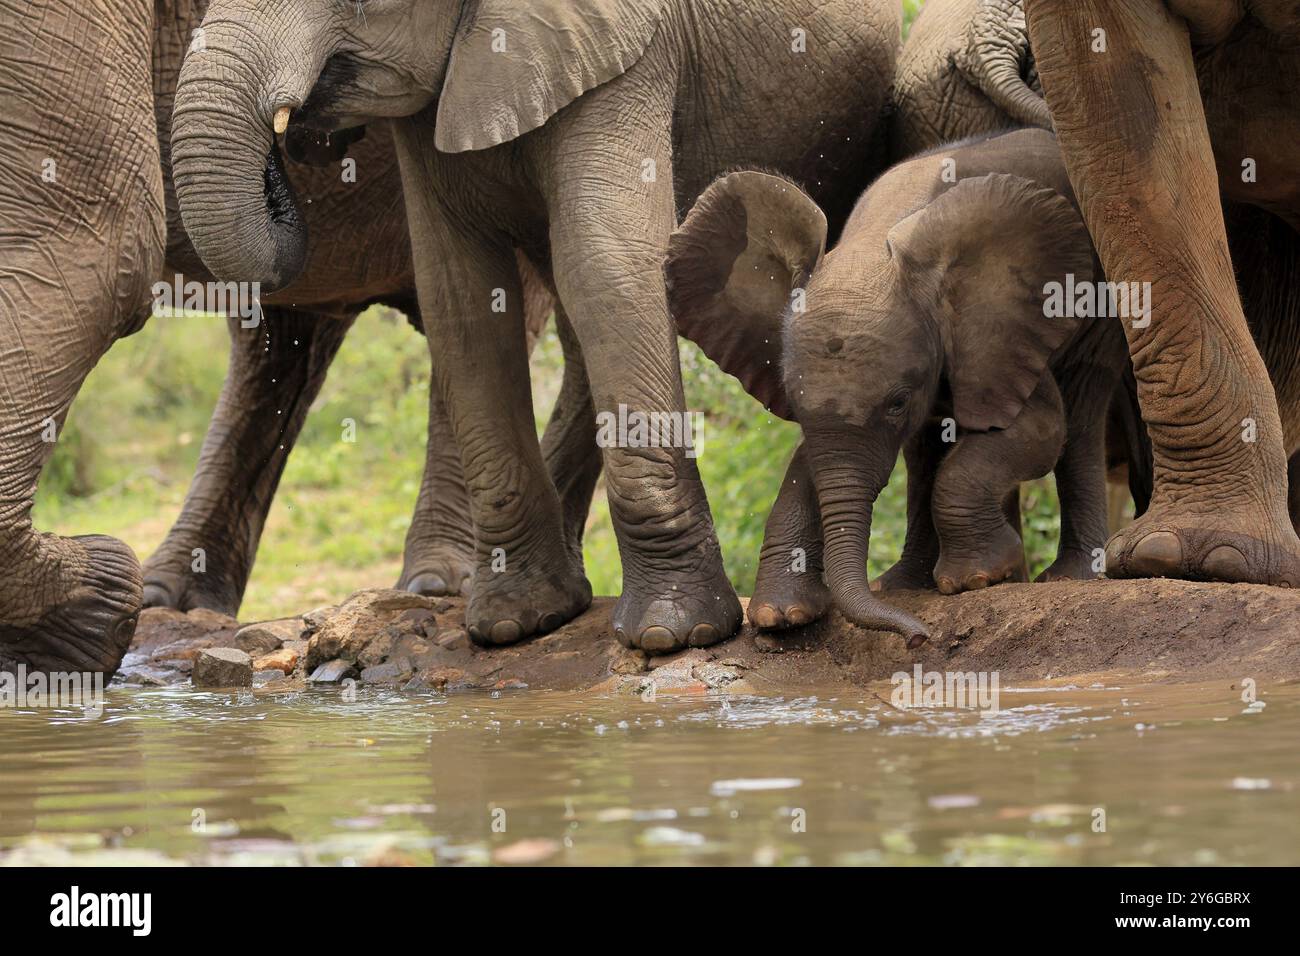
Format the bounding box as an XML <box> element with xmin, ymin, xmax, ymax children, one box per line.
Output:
<box><xmin>666</xmin><ymin>128</ymin><xmax>1131</xmax><ymax>645</ymax></box>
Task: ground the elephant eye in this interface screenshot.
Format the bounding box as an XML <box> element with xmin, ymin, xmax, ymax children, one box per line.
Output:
<box><xmin>886</xmin><ymin>389</ymin><xmax>910</xmax><ymax>417</ymax></box>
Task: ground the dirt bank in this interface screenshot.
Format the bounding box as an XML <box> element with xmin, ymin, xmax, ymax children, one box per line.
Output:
<box><xmin>119</xmin><ymin>578</ymin><xmax>1300</xmax><ymax>693</ymax></box>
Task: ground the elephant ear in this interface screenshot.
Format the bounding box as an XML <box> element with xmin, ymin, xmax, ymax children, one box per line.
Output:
<box><xmin>435</xmin><ymin>0</ymin><xmax>667</xmax><ymax>153</ymax></box>
<box><xmin>665</xmin><ymin>172</ymin><xmax>828</xmax><ymax>421</ymax></box>
<box><xmin>886</xmin><ymin>173</ymin><xmax>1096</xmax><ymax>431</ymax></box>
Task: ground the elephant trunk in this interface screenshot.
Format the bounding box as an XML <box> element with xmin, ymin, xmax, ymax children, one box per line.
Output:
<box><xmin>807</xmin><ymin>435</ymin><xmax>930</xmax><ymax>648</ymax></box>
<box><xmin>170</xmin><ymin>18</ymin><xmax>316</xmax><ymax>291</ymax></box>
<box><xmin>959</xmin><ymin>0</ymin><xmax>1053</xmax><ymax>131</ymax></box>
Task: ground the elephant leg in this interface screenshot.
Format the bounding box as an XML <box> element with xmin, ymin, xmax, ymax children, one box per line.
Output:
<box><xmin>143</xmin><ymin>310</ymin><xmax>352</xmax><ymax>614</ymax></box>
<box><xmin>749</xmin><ymin>444</ymin><xmax>830</xmax><ymax>630</ymax></box>
<box><xmin>932</xmin><ymin>376</ymin><xmax>1065</xmax><ymax>594</ymax></box>
<box><xmin>539</xmin><ymin>305</ymin><xmax>603</xmax><ymax>564</ymax></box>
<box><xmin>1027</xmin><ymin>0</ymin><xmax>1300</xmax><ymax>585</ymax></box>
<box><xmin>403</xmin><ymin>219</ymin><xmax>590</xmax><ymax>646</ymax></box>
<box><xmin>1036</xmin><ymin>416</ymin><xmax>1109</xmax><ymax>582</ymax></box>
<box><xmin>396</xmin><ymin>379</ymin><xmax>475</xmax><ymax>597</ymax></box>
<box><xmin>543</xmin><ymin>100</ymin><xmax>742</xmax><ymax>654</ymax></box>
<box><xmin>1</xmin><ymin>0</ymin><xmax>160</xmax><ymax>676</ymax></box>
<box><xmin>875</xmin><ymin>430</ymin><xmax>945</xmax><ymax>592</ymax></box>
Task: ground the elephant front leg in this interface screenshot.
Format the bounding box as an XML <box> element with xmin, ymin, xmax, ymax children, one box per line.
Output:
<box><xmin>1027</xmin><ymin>0</ymin><xmax>1300</xmax><ymax>585</ymax></box>
<box><xmin>749</xmin><ymin>444</ymin><xmax>831</xmax><ymax>630</ymax></box>
<box><xmin>412</xmin><ymin>234</ymin><xmax>590</xmax><ymax>646</ymax></box>
<box><xmin>143</xmin><ymin>310</ymin><xmax>352</xmax><ymax>614</ymax></box>
<box><xmin>875</xmin><ymin>430</ymin><xmax>945</xmax><ymax>592</ymax></box>
<box><xmin>544</xmin><ymin>126</ymin><xmax>742</xmax><ymax>654</ymax></box>
<box><xmin>932</xmin><ymin>377</ymin><xmax>1065</xmax><ymax>594</ymax></box>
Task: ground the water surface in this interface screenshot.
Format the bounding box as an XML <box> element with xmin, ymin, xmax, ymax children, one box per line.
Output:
<box><xmin>2</xmin><ymin>680</ymin><xmax>1295</xmax><ymax>865</ymax></box>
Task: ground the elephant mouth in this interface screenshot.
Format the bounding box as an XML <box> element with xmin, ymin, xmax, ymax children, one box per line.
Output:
<box><xmin>283</xmin><ymin>125</ymin><xmax>368</xmax><ymax>167</ymax></box>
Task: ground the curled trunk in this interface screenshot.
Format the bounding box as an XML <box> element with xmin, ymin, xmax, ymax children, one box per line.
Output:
<box><xmin>170</xmin><ymin>26</ymin><xmax>310</xmax><ymax>290</ymax></box>
<box><xmin>958</xmin><ymin>0</ymin><xmax>1053</xmax><ymax>131</ymax></box>
<box><xmin>808</xmin><ymin>442</ymin><xmax>930</xmax><ymax>648</ymax></box>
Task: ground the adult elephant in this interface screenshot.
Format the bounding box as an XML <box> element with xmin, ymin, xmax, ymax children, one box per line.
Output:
<box><xmin>169</xmin><ymin>0</ymin><xmax>900</xmax><ymax>653</ymax></box>
<box><xmin>1023</xmin><ymin>0</ymin><xmax>1300</xmax><ymax>585</ymax></box>
<box><xmin>0</xmin><ymin>0</ymin><xmax>593</xmax><ymax>677</ymax></box>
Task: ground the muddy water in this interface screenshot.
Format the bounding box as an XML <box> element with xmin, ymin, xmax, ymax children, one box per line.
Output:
<box><xmin>1</xmin><ymin>680</ymin><xmax>1296</xmax><ymax>865</ymax></box>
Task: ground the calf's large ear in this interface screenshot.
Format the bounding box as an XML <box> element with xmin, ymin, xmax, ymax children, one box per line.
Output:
<box><xmin>886</xmin><ymin>172</ymin><xmax>1096</xmax><ymax>431</ymax></box>
<box><xmin>665</xmin><ymin>171</ymin><xmax>827</xmax><ymax>421</ymax></box>
<box><xmin>436</xmin><ymin>0</ymin><xmax>668</xmax><ymax>153</ymax></box>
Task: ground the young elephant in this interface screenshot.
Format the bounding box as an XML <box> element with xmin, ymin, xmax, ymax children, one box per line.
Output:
<box><xmin>666</xmin><ymin>128</ymin><xmax>1130</xmax><ymax>645</ymax></box>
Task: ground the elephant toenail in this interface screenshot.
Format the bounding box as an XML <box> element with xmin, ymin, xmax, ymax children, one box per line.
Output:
<box><xmin>406</xmin><ymin>573</ymin><xmax>446</xmax><ymax>596</ymax></box>
<box><xmin>937</xmin><ymin>577</ymin><xmax>956</xmax><ymax>595</ymax></box>
<box><xmin>688</xmin><ymin>622</ymin><xmax>721</xmax><ymax>647</ymax></box>
<box><xmin>614</xmin><ymin>627</ymin><xmax>633</xmax><ymax>648</ymax></box>
<box><xmin>966</xmin><ymin>574</ymin><xmax>990</xmax><ymax>591</ymax></box>
<box><xmin>785</xmin><ymin>605</ymin><xmax>813</xmax><ymax>627</ymax></box>
<box><xmin>538</xmin><ymin>612</ymin><xmax>563</xmax><ymax>632</ymax></box>
<box><xmin>468</xmin><ymin>624</ymin><xmax>485</xmax><ymax>644</ymax></box>
<box><xmin>639</xmin><ymin>625</ymin><xmax>680</xmax><ymax>653</ymax></box>
<box><xmin>489</xmin><ymin>620</ymin><xmax>523</xmax><ymax>644</ymax></box>
<box><xmin>1129</xmin><ymin>531</ymin><xmax>1184</xmax><ymax>577</ymax></box>
<box><xmin>1202</xmin><ymin>545</ymin><xmax>1248</xmax><ymax>582</ymax></box>
<box><xmin>749</xmin><ymin>604</ymin><xmax>781</xmax><ymax>629</ymax></box>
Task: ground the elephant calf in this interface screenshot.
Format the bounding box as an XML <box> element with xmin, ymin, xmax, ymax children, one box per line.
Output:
<box><xmin>666</xmin><ymin>128</ymin><xmax>1133</xmax><ymax>644</ymax></box>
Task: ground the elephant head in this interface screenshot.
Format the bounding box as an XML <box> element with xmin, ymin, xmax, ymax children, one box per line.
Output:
<box><xmin>170</xmin><ymin>0</ymin><xmax>666</xmax><ymax>290</ymax></box>
<box><xmin>667</xmin><ymin>170</ymin><xmax>1094</xmax><ymax>644</ymax></box>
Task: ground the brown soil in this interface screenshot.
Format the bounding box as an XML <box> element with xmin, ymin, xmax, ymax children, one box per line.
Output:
<box><xmin>121</xmin><ymin>578</ymin><xmax>1300</xmax><ymax>693</ymax></box>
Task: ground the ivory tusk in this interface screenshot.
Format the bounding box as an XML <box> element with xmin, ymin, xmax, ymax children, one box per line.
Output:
<box><xmin>273</xmin><ymin>106</ymin><xmax>291</xmax><ymax>134</ymax></box>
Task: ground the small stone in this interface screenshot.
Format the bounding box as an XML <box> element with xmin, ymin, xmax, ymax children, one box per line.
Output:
<box><xmin>754</xmin><ymin>634</ymin><xmax>783</xmax><ymax>653</ymax></box>
<box><xmin>436</xmin><ymin>628</ymin><xmax>469</xmax><ymax>651</ymax></box>
<box><xmin>403</xmin><ymin>666</ymin><xmax>467</xmax><ymax>692</ymax></box>
<box><xmin>611</xmin><ymin>649</ymin><xmax>649</xmax><ymax>675</ymax></box>
<box><xmin>301</xmin><ymin>606</ymin><xmax>336</xmax><ymax>634</ymax></box>
<box><xmin>253</xmin><ymin>646</ymin><xmax>301</xmax><ymax>674</ymax></box>
<box><xmin>192</xmin><ymin>647</ymin><xmax>254</xmax><ymax>688</ymax></box>
<box><xmin>493</xmin><ymin>677</ymin><xmax>528</xmax><ymax>690</ymax></box>
<box><xmin>308</xmin><ymin>659</ymin><xmax>355</xmax><ymax>684</ymax></box>
<box><xmin>398</xmin><ymin>608</ymin><xmax>437</xmax><ymax>630</ymax></box>
<box><xmin>234</xmin><ymin>619</ymin><xmax>301</xmax><ymax>655</ymax></box>
<box><xmin>253</xmin><ymin>669</ymin><xmax>288</xmax><ymax>687</ymax></box>
<box><xmin>360</xmin><ymin>658</ymin><xmax>415</xmax><ymax>685</ymax></box>
<box><xmin>692</xmin><ymin>662</ymin><xmax>741</xmax><ymax>688</ymax></box>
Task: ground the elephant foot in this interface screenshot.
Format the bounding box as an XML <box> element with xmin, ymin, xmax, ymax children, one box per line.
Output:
<box><xmin>397</xmin><ymin>545</ymin><xmax>474</xmax><ymax>598</ymax></box>
<box><xmin>934</xmin><ymin>524</ymin><xmax>1027</xmax><ymax>595</ymax></box>
<box><xmin>612</xmin><ymin>561</ymin><xmax>742</xmax><ymax>654</ymax></box>
<box><xmin>872</xmin><ymin>557</ymin><xmax>939</xmax><ymax>593</ymax></box>
<box><xmin>1102</xmin><ymin>506</ymin><xmax>1300</xmax><ymax>586</ymax></box>
<box><xmin>1</xmin><ymin>534</ymin><xmax>142</xmax><ymax>676</ymax></box>
<box><xmin>1035</xmin><ymin>546</ymin><xmax>1102</xmax><ymax>583</ymax></box>
<box><xmin>748</xmin><ymin>559</ymin><xmax>830</xmax><ymax>631</ymax></box>
<box><xmin>465</xmin><ymin>556</ymin><xmax>592</xmax><ymax>647</ymax></box>
<box><xmin>141</xmin><ymin>555</ymin><xmax>242</xmax><ymax>617</ymax></box>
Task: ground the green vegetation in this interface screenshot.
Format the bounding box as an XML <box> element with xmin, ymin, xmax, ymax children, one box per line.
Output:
<box><xmin>36</xmin><ymin>303</ymin><xmax>1065</xmax><ymax>621</ymax></box>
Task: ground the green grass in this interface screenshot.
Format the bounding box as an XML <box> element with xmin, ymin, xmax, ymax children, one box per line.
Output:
<box><xmin>35</xmin><ymin>300</ymin><xmax>1065</xmax><ymax>622</ymax></box>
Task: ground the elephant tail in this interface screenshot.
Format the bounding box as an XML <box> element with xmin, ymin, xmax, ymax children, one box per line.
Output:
<box><xmin>956</xmin><ymin>0</ymin><xmax>1053</xmax><ymax>131</ymax></box>
<box><xmin>1113</xmin><ymin>364</ymin><xmax>1153</xmax><ymax>518</ymax></box>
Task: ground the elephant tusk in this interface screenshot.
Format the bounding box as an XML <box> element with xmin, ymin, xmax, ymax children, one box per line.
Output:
<box><xmin>273</xmin><ymin>106</ymin><xmax>291</xmax><ymax>135</ymax></box>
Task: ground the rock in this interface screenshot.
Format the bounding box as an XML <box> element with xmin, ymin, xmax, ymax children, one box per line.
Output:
<box><xmin>493</xmin><ymin>677</ymin><xmax>529</xmax><ymax>690</ymax></box>
<box><xmin>398</xmin><ymin>608</ymin><xmax>437</xmax><ymax>631</ymax></box>
<box><xmin>253</xmin><ymin>647</ymin><xmax>301</xmax><ymax>675</ymax></box>
<box><xmin>234</xmin><ymin>618</ymin><xmax>302</xmax><ymax>655</ymax></box>
<box><xmin>302</xmin><ymin>606</ymin><xmax>336</xmax><ymax>634</ymax></box>
<box><xmin>436</xmin><ymin>628</ymin><xmax>470</xmax><ymax>651</ymax></box>
<box><xmin>754</xmin><ymin>634</ymin><xmax>783</xmax><ymax>653</ymax></box>
<box><xmin>611</xmin><ymin>648</ymin><xmax>649</xmax><ymax>675</ymax></box>
<box><xmin>192</xmin><ymin>648</ymin><xmax>254</xmax><ymax>688</ymax></box>
<box><xmin>360</xmin><ymin>658</ymin><xmax>415</xmax><ymax>685</ymax></box>
<box><xmin>357</xmin><ymin>631</ymin><xmax>397</xmax><ymax>668</ymax></box>
<box><xmin>308</xmin><ymin>660</ymin><xmax>356</xmax><ymax>684</ymax></box>
<box><xmin>306</xmin><ymin>591</ymin><xmax>444</xmax><ymax>672</ymax></box>
<box><xmin>692</xmin><ymin>662</ymin><xmax>742</xmax><ymax>688</ymax></box>
<box><xmin>253</xmin><ymin>670</ymin><xmax>288</xmax><ymax>687</ymax></box>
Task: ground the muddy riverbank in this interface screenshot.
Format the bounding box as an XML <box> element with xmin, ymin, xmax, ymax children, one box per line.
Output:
<box><xmin>119</xmin><ymin>578</ymin><xmax>1300</xmax><ymax>692</ymax></box>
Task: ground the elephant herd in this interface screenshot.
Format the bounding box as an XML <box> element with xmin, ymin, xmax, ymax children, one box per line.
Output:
<box><xmin>2</xmin><ymin>0</ymin><xmax>1298</xmax><ymax>679</ymax></box>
